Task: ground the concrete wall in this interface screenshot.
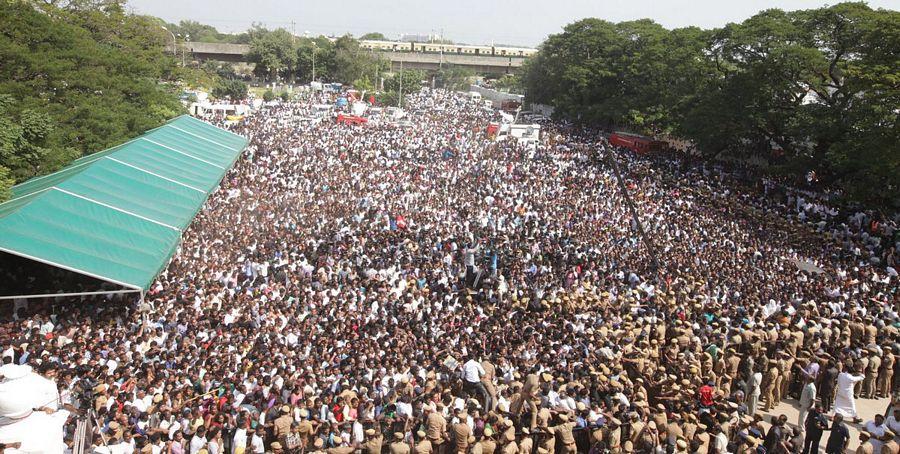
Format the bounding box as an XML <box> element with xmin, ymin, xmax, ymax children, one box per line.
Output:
<box><xmin>176</xmin><ymin>42</ymin><xmax>526</xmax><ymax>74</ymax></box>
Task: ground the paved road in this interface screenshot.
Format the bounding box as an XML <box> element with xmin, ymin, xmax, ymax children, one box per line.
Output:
<box><xmin>757</xmin><ymin>395</ymin><xmax>892</xmax><ymax>453</ymax></box>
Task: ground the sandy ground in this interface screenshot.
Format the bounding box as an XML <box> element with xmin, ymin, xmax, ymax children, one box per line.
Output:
<box><xmin>757</xmin><ymin>394</ymin><xmax>892</xmax><ymax>453</ymax></box>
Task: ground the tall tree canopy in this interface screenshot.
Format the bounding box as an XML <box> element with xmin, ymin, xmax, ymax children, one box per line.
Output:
<box><xmin>523</xmin><ymin>3</ymin><xmax>900</xmax><ymax>209</ymax></box>
<box><xmin>0</xmin><ymin>0</ymin><xmax>188</xmax><ymax>201</ymax></box>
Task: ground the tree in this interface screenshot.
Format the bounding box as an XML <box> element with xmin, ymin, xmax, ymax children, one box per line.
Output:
<box><xmin>248</xmin><ymin>28</ymin><xmax>298</xmax><ymax>81</ymax></box>
<box><xmin>522</xmin><ymin>3</ymin><xmax>900</xmax><ymax>209</ymax></box>
<box><xmin>0</xmin><ymin>166</ymin><xmax>12</xmax><ymax>202</ymax></box>
<box><xmin>296</xmin><ymin>37</ymin><xmax>334</xmax><ymax>82</ymax></box>
<box><xmin>435</xmin><ymin>65</ymin><xmax>474</xmax><ymax>91</ymax></box>
<box><xmin>332</xmin><ymin>35</ymin><xmax>385</xmax><ymax>85</ymax></box>
<box><xmin>359</xmin><ymin>32</ymin><xmax>388</xmax><ymax>41</ymax></box>
<box><xmin>384</xmin><ymin>69</ymin><xmax>426</xmax><ymax>93</ymax></box>
<box><xmin>212</xmin><ymin>79</ymin><xmax>249</xmax><ymax>100</ymax></box>
<box><xmin>493</xmin><ymin>74</ymin><xmax>521</xmax><ymax>92</ymax></box>
<box><xmin>0</xmin><ymin>0</ymin><xmax>185</xmax><ymax>201</ymax></box>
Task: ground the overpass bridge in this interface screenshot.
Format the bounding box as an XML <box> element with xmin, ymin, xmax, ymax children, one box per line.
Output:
<box><xmin>177</xmin><ymin>42</ymin><xmax>526</xmax><ymax>74</ymax></box>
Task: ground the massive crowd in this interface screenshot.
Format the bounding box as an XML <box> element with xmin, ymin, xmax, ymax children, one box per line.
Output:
<box><xmin>1</xmin><ymin>88</ymin><xmax>898</xmax><ymax>454</ymax></box>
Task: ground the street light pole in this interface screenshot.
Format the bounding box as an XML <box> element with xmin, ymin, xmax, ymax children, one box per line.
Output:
<box><xmin>161</xmin><ymin>26</ymin><xmax>176</xmax><ymax>56</ymax></box>
<box><xmin>311</xmin><ymin>43</ymin><xmax>316</xmax><ymax>83</ymax></box>
<box><xmin>181</xmin><ymin>34</ymin><xmax>190</xmax><ymax>67</ymax></box>
<box><xmin>398</xmin><ymin>59</ymin><xmax>403</xmax><ymax>108</ymax></box>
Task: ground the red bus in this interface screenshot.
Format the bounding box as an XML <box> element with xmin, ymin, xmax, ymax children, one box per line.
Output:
<box><xmin>609</xmin><ymin>132</ymin><xmax>664</xmax><ymax>154</ymax></box>
<box><xmin>336</xmin><ymin>114</ymin><xmax>368</xmax><ymax>125</ymax></box>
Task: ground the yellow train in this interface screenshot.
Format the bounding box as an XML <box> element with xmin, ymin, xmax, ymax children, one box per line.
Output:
<box><xmin>358</xmin><ymin>40</ymin><xmax>537</xmax><ymax>58</ymax></box>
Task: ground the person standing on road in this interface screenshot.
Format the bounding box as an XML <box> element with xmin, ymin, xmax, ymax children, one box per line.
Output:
<box><xmin>802</xmin><ymin>403</ymin><xmax>829</xmax><ymax>454</ymax></box>
<box><xmin>825</xmin><ymin>413</ymin><xmax>851</xmax><ymax>454</ymax></box>
<box><xmin>835</xmin><ymin>364</ymin><xmax>866</xmax><ymax>422</ymax></box>
<box><xmin>799</xmin><ymin>375</ymin><xmax>817</xmax><ymax>433</ymax></box>
<box><xmin>748</xmin><ymin>367</ymin><xmax>763</xmax><ymax>417</ymax></box>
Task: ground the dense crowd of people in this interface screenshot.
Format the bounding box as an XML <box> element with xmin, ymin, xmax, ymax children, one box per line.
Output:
<box><xmin>1</xmin><ymin>88</ymin><xmax>898</xmax><ymax>454</ymax></box>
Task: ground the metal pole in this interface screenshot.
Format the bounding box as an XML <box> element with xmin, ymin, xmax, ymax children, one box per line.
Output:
<box><xmin>182</xmin><ymin>34</ymin><xmax>189</xmax><ymax>67</ymax></box>
<box><xmin>0</xmin><ymin>289</ymin><xmax>140</xmax><ymax>301</ymax></box>
<box><xmin>312</xmin><ymin>45</ymin><xmax>316</xmax><ymax>83</ymax></box>
<box><xmin>603</xmin><ymin>144</ymin><xmax>662</xmax><ymax>277</ymax></box>
<box><xmin>398</xmin><ymin>59</ymin><xmax>403</xmax><ymax>108</ymax></box>
<box><xmin>161</xmin><ymin>26</ymin><xmax>176</xmax><ymax>56</ymax></box>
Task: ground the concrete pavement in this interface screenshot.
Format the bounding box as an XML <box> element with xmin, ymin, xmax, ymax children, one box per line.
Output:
<box><xmin>757</xmin><ymin>395</ymin><xmax>892</xmax><ymax>453</ymax></box>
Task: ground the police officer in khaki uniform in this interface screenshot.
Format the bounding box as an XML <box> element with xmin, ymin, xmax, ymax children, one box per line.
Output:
<box><xmin>881</xmin><ymin>429</ymin><xmax>899</xmax><ymax>454</ymax></box>
<box><xmin>476</xmin><ymin>428</ymin><xmax>497</xmax><ymax>454</ymax></box>
<box><xmin>693</xmin><ymin>423</ymin><xmax>710</xmax><ymax>454</ymax></box>
<box><xmin>363</xmin><ymin>428</ymin><xmax>384</xmax><ymax>454</ymax></box>
<box><xmin>603</xmin><ymin>418</ymin><xmax>622</xmax><ymax>453</ymax></box>
<box><xmin>856</xmin><ymin>431</ymin><xmax>875</xmax><ymax>454</ymax></box>
<box><xmin>552</xmin><ymin>413</ymin><xmax>577</xmax><ymax>454</ymax></box>
<box><xmin>452</xmin><ymin>410</ymin><xmax>472</xmax><ymax>454</ymax></box>
<box><xmin>274</xmin><ymin>405</ymin><xmax>293</xmax><ymax>445</ymax></box>
<box><xmin>865</xmin><ymin>347</ymin><xmax>882</xmax><ymax>399</ymax></box>
<box><xmin>517</xmin><ymin>427</ymin><xmax>533</xmax><ymax>454</ymax></box>
<box><xmin>389</xmin><ymin>432</ymin><xmax>411</xmax><ymax>454</ymax></box>
<box><xmin>762</xmin><ymin>366</ymin><xmax>780</xmax><ymax>412</ymax></box>
<box><xmin>414</xmin><ymin>430</ymin><xmax>432</xmax><ymax>454</ymax></box>
<box><xmin>425</xmin><ymin>405</ymin><xmax>446</xmax><ymax>451</ymax></box>
<box><xmin>880</xmin><ymin>347</ymin><xmax>895</xmax><ymax>398</ymax></box>
<box><xmin>499</xmin><ymin>429</ymin><xmax>517</xmax><ymax>454</ymax></box>
<box><xmin>481</xmin><ymin>358</ymin><xmax>498</xmax><ymax>412</ymax></box>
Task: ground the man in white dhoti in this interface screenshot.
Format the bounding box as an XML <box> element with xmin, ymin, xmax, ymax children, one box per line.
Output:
<box><xmin>833</xmin><ymin>368</ymin><xmax>866</xmax><ymax>422</ymax></box>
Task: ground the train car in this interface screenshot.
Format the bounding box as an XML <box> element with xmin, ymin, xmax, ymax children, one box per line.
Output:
<box><xmin>356</xmin><ymin>39</ymin><xmax>537</xmax><ymax>57</ymax></box>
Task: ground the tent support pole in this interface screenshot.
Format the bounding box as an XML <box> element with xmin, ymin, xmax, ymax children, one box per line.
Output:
<box><xmin>0</xmin><ymin>289</ymin><xmax>140</xmax><ymax>301</ymax></box>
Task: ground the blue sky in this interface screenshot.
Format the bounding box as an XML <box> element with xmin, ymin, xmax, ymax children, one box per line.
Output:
<box><xmin>129</xmin><ymin>0</ymin><xmax>900</xmax><ymax>47</ymax></box>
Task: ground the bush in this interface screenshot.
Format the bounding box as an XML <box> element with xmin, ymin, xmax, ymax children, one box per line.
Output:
<box><xmin>212</xmin><ymin>79</ymin><xmax>249</xmax><ymax>101</ymax></box>
<box><xmin>263</xmin><ymin>90</ymin><xmax>275</xmax><ymax>102</ymax></box>
<box><xmin>279</xmin><ymin>91</ymin><xmax>290</xmax><ymax>102</ymax></box>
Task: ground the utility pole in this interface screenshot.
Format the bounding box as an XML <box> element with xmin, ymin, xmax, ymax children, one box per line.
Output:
<box><xmin>182</xmin><ymin>34</ymin><xmax>190</xmax><ymax>67</ymax></box>
<box><xmin>291</xmin><ymin>21</ymin><xmax>296</xmax><ymax>45</ymax></box>
<box><xmin>161</xmin><ymin>26</ymin><xmax>176</xmax><ymax>56</ymax></box>
<box><xmin>398</xmin><ymin>59</ymin><xmax>403</xmax><ymax>108</ymax></box>
<box><xmin>603</xmin><ymin>144</ymin><xmax>662</xmax><ymax>278</ymax></box>
<box><xmin>311</xmin><ymin>42</ymin><xmax>317</xmax><ymax>83</ymax></box>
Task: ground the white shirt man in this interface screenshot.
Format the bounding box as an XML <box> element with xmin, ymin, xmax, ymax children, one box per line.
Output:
<box><xmin>462</xmin><ymin>359</ymin><xmax>485</xmax><ymax>383</ymax></box>
<box><xmin>863</xmin><ymin>418</ymin><xmax>887</xmax><ymax>452</ymax></box>
<box><xmin>798</xmin><ymin>380</ymin><xmax>816</xmax><ymax>432</ymax></box>
<box><xmin>250</xmin><ymin>431</ymin><xmax>265</xmax><ymax>453</ymax></box>
<box><xmin>886</xmin><ymin>410</ymin><xmax>900</xmax><ymax>439</ymax></box>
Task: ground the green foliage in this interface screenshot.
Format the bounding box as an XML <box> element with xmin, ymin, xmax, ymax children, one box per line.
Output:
<box><xmin>0</xmin><ymin>0</ymin><xmax>186</xmax><ymax>200</ymax></box>
<box><xmin>493</xmin><ymin>74</ymin><xmax>521</xmax><ymax>92</ymax></box>
<box><xmin>279</xmin><ymin>91</ymin><xmax>290</xmax><ymax>102</ymax></box>
<box><xmin>435</xmin><ymin>65</ymin><xmax>474</xmax><ymax>91</ymax></box>
<box><xmin>377</xmin><ymin>91</ymin><xmax>401</xmax><ymax>107</ymax></box>
<box><xmin>359</xmin><ymin>32</ymin><xmax>388</xmax><ymax>41</ymax></box>
<box><xmin>164</xmin><ymin>20</ymin><xmax>250</xmax><ymax>44</ymax></box>
<box><xmin>248</xmin><ymin>28</ymin><xmax>298</xmax><ymax>81</ymax></box>
<box><xmin>0</xmin><ymin>166</ymin><xmax>12</xmax><ymax>202</ymax></box>
<box><xmin>384</xmin><ymin>70</ymin><xmax>426</xmax><ymax>93</ymax></box>
<box><xmin>524</xmin><ymin>3</ymin><xmax>900</xmax><ymax>208</ymax></box>
<box><xmin>263</xmin><ymin>90</ymin><xmax>275</xmax><ymax>102</ymax></box>
<box><xmin>212</xmin><ymin>79</ymin><xmax>249</xmax><ymax>100</ymax></box>
<box><xmin>353</xmin><ymin>76</ymin><xmax>375</xmax><ymax>92</ymax></box>
<box><xmin>294</xmin><ymin>35</ymin><xmax>387</xmax><ymax>86</ymax></box>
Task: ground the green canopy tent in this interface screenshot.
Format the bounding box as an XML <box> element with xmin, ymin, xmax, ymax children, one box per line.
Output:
<box><xmin>0</xmin><ymin>115</ymin><xmax>247</xmax><ymax>300</ymax></box>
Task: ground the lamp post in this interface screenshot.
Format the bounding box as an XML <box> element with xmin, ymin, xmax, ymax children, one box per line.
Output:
<box><xmin>182</xmin><ymin>34</ymin><xmax>190</xmax><ymax>67</ymax></box>
<box><xmin>311</xmin><ymin>42</ymin><xmax>317</xmax><ymax>83</ymax></box>
<box><xmin>161</xmin><ymin>26</ymin><xmax>176</xmax><ymax>56</ymax></box>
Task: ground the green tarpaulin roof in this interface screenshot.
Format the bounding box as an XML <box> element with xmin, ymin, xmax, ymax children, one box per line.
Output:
<box><xmin>0</xmin><ymin>115</ymin><xmax>247</xmax><ymax>293</ymax></box>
